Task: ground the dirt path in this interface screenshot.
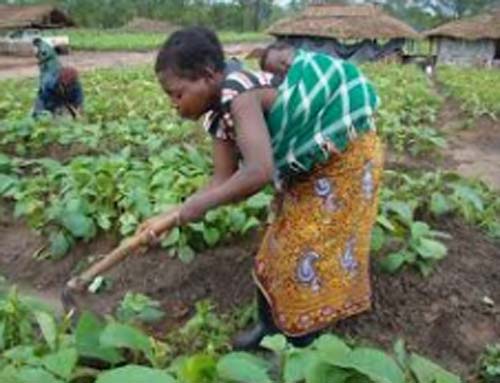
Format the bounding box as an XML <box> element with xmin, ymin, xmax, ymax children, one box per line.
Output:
<box><xmin>0</xmin><ymin>43</ymin><xmax>266</xmax><ymax>80</ymax></box>
<box><xmin>433</xmin><ymin>79</ymin><xmax>500</xmax><ymax>190</ymax></box>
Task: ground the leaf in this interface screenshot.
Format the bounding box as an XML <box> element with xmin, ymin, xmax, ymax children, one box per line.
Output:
<box><xmin>0</xmin><ymin>174</ymin><xmax>18</xmax><ymax>197</ymax></box>
<box><xmin>246</xmin><ymin>193</ymin><xmax>272</xmax><ymax>210</ymax></box>
<box><xmin>260</xmin><ymin>334</ymin><xmax>287</xmax><ymax>353</ymax></box>
<box><xmin>371</xmin><ymin>226</ymin><xmax>386</xmax><ymax>252</ymax></box>
<box><xmin>332</xmin><ymin>348</ymin><xmax>405</xmax><ymax>383</ymax></box>
<box><xmin>179</xmin><ymin>354</ymin><xmax>217</xmax><ymax>383</ymax></box>
<box><xmin>242</xmin><ymin>217</ymin><xmax>260</xmax><ymax>234</ymax></box>
<box><xmin>61</xmin><ymin>211</ymin><xmax>95</xmax><ymax>239</ymax></box>
<box><xmin>410</xmin><ymin>222</ymin><xmax>431</xmax><ymax>240</ymax></box>
<box><xmin>453</xmin><ymin>185</ymin><xmax>484</xmax><ymax>212</ymax></box>
<box><xmin>393</xmin><ymin>339</ymin><xmax>407</xmax><ymax>369</ymax></box>
<box><xmin>75</xmin><ymin>312</ymin><xmax>123</xmax><ymax>365</ymax></box>
<box><xmin>42</xmin><ymin>348</ymin><xmax>78</xmax><ymax>380</ymax></box>
<box><xmin>96</xmin><ymin>365</ymin><xmax>176</xmax><ymax>383</ymax></box>
<box><xmin>217</xmin><ymin>352</ymin><xmax>272</xmax><ymax>383</ymax></box>
<box><xmin>284</xmin><ymin>349</ymin><xmax>316</xmax><ymax>383</ymax></box>
<box><xmin>379</xmin><ymin>252</ymin><xmax>407</xmax><ymax>274</ymax></box>
<box><xmin>313</xmin><ymin>334</ymin><xmax>351</xmax><ymax>361</ymax></box>
<box><xmin>416</xmin><ymin>261</ymin><xmax>434</xmax><ymax>278</ymax></box>
<box><xmin>430</xmin><ymin>193</ymin><xmax>452</xmax><ymax>216</ymax></box>
<box><xmin>409</xmin><ymin>354</ymin><xmax>461</xmax><ymax>383</ymax></box>
<box><xmin>306</xmin><ymin>361</ymin><xmax>351</xmax><ymax>383</ymax></box>
<box><xmin>386</xmin><ymin>201</ymin><xmax>414</xmax><ymax>226</ymax></box>
<box><xmin>178</xmin><ymin>246</ymin><xmax>195</xmax><ymax>264</ymax></box>
<box><xmin>34</xmin><ymin>311</ymin><xmax>57</xmax><ymax>350</ymax></box>
<box><xmin>3</xmin><ymin>346</ymin><xmax>39</xmax><ymax>365</ymax></box>
<box><xmin>376</xmin><ymin>215</ymin><xmax>396</xmax><ymax>232</ymax></box>
<box><xmin>0</xmin><ymin>365</ymin><xmax>23</xmax><ymax>383</ymax></box>
<box><xmin>202</xmin><ymin>227</ymin><xmax>220</xmax><ymax>247</ymax></box>
<box><xmin>49</xmin><ymin>231</ymin><xmax>71</xmax><ymax>259</ymax></box>
<box><xmin>100</xmin><ymin>322</ymin><xmax>152</xmax><ymax>357</ymax></box>
<box><xmin>415</xmin><ymin>239</ymin><xmax>447</xmax><ymax>260</ymax></box>
<box><xmin>161</xmin><ymin>227</ymin><xmax>180</xmax><ymax>248</ymax></box>
<box><xmin>0</xmin><ymin>320</ymin><xmax>5</xmax><ymax>351</ymax></box>
<box><xmin>16</xmin><ymin>367</ymin><xmax>65</xmax><ymax>383</ymax></box>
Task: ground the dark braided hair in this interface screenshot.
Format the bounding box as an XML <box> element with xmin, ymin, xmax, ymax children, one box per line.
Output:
<box><xmin>155</xmin><ymin>26</ymin><xmax>225</xmax><ymax>80</ymax></box>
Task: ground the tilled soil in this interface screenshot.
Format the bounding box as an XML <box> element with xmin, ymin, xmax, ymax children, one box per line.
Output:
<box><xmin>1</xmin><ymin>212</ymin><xmax>498</xmax><ymax>379</ymax></box>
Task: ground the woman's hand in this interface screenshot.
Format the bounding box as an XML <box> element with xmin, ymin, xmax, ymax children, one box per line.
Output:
<box><xmin>135</xmin><ymin>207</ymin><xmax>180</xmax><ymax>245</ymax></box>
<box><xmin>179</xmin><ymin>195</ymin><xmax>211</xmax><ymax>223</ymax></box>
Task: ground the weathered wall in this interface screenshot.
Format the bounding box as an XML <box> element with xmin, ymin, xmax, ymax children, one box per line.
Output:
<box><xmin>276</xmin><ymin>35</ymin><xmax>405</xmax><ymax>62</ymax></box>
<box><xmin>436</xmin><ymin>38</ymin><xmax>496</xmax><ymax>67</ymax></box>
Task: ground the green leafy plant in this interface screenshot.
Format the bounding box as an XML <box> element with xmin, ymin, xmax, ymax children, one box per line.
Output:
<box><xmin>479</xmin><ymin>344</ymin><xmax>500</xmax><ymax>383</ymax></box>
<box><xmin>438</xmin><ymin>66</ymin><xmax>500</xmax><ymax>120</ymax></box>
<box><xmin>116</xmin><ymin>292</ymin><xmax>165</xmax><ymax>324</ymax></box>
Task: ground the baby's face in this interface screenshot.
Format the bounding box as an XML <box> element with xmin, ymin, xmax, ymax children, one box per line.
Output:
<box><xmin>262</xmin><ymin>50</ymin><xmax>292</xmax><ymax>77</ymax></box>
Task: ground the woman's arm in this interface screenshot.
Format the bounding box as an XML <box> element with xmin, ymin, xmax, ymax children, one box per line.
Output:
<box><xmin>195</xmin><ymin>137</ymin><xmax>239</xmax><ymax>193</ymax></box>
<box><xmin>136</xmin><ymin>91</ymin><xmax>274</xmax><ymax>237</ymax></box>
<box><xmin>179</xmin><ymin>91</ymin><xmax>274</xmax><ymax>223</ymax></box>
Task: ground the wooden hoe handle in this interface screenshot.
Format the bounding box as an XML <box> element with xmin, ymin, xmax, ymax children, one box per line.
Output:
<box><xmin>66</xmin><ymin>209</ymin><xmax>180</xmax><ymax>292</ymax></box>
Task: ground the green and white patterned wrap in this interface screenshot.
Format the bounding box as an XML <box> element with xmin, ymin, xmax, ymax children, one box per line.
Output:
<box><xmin>266</xmin><ymin>50</ymin><xmax>380</xmax><ymax>177</ymax></box>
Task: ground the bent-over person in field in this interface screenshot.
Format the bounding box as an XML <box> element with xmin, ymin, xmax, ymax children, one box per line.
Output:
<box><xmin>137</xmin><ymin>27</ymin><xmax>384</xmax><ymax>350</ymax></box>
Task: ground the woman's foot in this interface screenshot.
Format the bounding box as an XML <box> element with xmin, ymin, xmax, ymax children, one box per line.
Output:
<box><xmin>231</xmin><ymin>321</ymin><xmax>275</xmax><ymax>350</ymax></box>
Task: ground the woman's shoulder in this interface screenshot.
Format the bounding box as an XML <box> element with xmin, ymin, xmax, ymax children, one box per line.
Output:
<box><xmin>222</xmin><ymin>69</ymin><xmax>273</xmax><ymax>102</ymax></box>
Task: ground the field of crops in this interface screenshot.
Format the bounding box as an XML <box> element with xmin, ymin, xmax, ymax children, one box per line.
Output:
<box><xmin>44</xmin><ymin>29</ymin><xmax>270</xmax><ymax>52</ymax></box>
<box><xmin>1</xmin><ymin>60</ymin><xmax>499</xmax><ymax>383</ymax></box>
<box><xmin>437</xmin><ymin>66</ymin><xmax>500</xmax><ymax>120</ymax></box>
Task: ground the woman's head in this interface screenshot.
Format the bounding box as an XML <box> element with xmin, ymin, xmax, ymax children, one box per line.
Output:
<box><xmin>155</xmin><ymin>27</ymin><xmax>225</xmax><ymax>120</ymax></box>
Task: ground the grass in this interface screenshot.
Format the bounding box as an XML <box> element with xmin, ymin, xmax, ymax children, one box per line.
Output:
<box><xmin>44</xmin><ymin>28</ymin><xmax>272</xmax><ymax>52</ymax></box>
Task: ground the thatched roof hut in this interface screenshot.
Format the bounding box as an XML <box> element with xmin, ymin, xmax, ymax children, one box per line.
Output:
<box><xmin>424</xmin><ymin>9</ymin><xmax>500</xmax><ymax>66</ymax></box>
<box><xmin>267</xmin><ymin>4</ymin><xmax>419</xmax><ymax>62</ymax></box>
<box><xmin>269</xmin><ymin>4</ymin><xmax>419</xmax><ymax>40</ymax></box>
<box><xmin>0</xmin><ymin>5</ymin><xmax>75</xmax><ymax>30</ymax></box>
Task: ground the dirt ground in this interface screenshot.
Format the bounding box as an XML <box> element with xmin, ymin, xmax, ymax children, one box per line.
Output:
<box><xmin>0</xmin><ymin>57</ymin><xmax>499</xmax><ymax>380</ymax></box>
<box><xmin>436</xmin><ymin>96</ymin><xmax>500</xmax><ymax>190</ymax></box>
<box><xmin>0</xmin><ymin>201</ymin><xmax>499</xmax><ymax>380</ymax></box>
<box><xmin>0</xmin><ymin>43</ymin><xmax>266</xmax><ymax>80</ymax></box>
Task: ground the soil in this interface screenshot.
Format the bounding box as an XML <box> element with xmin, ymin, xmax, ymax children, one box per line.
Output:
<box><xmin>0</xmin><ymin>42</ymin><xmax>267</xmax><ymax>81</ymax></box>
<box><xmin>1</xmin><ymin>55</ymin><xmax>499</xmax><ymax>381</ymax></box>
<box><xmin>434</xmin><ymin>81</ymin><xmax>500</xmax><ymax>191</ymax></box>
<box><xmin>1</xmin><ymin>202</ymin><xmax>499</xmax><ymax>379</ymax></box>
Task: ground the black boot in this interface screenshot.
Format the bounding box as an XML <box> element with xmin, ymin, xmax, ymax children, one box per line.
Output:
<box><xmin>232</xmin><ymin>291</ymin><xmax>277</xmax><ymax>351</ymax></box>
<box><xmin>231</xmin><ymin>320</ymin><xmax>274</xmax><ymax>350</ymax></box>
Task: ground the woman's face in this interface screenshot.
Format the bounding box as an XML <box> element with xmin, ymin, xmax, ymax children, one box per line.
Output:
<box><xmin>157</xmin><ymin>69</ymin><xmax>220</xmax><ymax>120</ymax></box>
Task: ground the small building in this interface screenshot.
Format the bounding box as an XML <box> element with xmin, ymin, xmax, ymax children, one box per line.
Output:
<box><xmin>0</xmin><ymin>4</ymin><xmax>75</xmax><ymax>31</ymax></box>
<box><xmin>425</xmin><ymin>9</ymin><xmax>500</xmax><ymax>67</ymax></box>
<box><xmin>267</xmin><ymin>4</ymin><xmax>420</xmax><ymax>62</ymax></box>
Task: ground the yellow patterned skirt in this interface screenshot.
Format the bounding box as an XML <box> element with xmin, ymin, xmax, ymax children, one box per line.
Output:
<box><xmin>253</xmin><ymin>131</ymin><xmax>384</xmax><ymax>336</ymax></box>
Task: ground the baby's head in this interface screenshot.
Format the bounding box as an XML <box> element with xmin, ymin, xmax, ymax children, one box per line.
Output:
<box><xmin>259</xmin><ymin>42</ymin><xmax>294</xmax><ymax>78</ymax></box>
<box><xmin>155</xmin><ymin>26</ymin><xmax>225</xmax><ymax>120</ymax></box>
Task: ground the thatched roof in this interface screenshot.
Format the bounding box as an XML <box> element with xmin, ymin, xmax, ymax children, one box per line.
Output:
<box><xmin>0</xmin><ymin>5</ymin><xmax>74</xmax><ymax>30</ymax></box>
<box><xmin>425</xmin><ymin>9</ymin><xmax>500</xmax><ymax>40</ymax></box>
<box><xmin>268</xmin><ymin>4</ymin><xmax>420</xmax><ymax>40</ymax></box>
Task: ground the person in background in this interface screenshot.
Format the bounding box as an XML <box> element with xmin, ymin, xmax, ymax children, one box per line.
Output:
<box><xmin>32</xmin><ymin>38</ymin><xmax>83</xmax><ymax>118</ymax></box>
<box><xmin>137</xmin><ymin>27</ymin><xmax>383</xmax><ymax>350</ymax></box>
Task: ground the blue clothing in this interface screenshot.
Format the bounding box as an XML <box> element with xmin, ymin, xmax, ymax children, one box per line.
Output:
<box><xmin>33</xmin><ymin>72</ymin><xmax>84</xmax><ymax>117</ymax></box>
